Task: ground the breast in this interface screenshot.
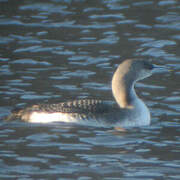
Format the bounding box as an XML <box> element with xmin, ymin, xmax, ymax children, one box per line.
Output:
<box><xmin>131</xmin><ymin>98</ymin><xmax>151</xmax><ymax>126</ymax></box>
<box><xmin>114</xmin><ymin>98</ymin><xmax>151</xmax><ymax>127</ymax></box>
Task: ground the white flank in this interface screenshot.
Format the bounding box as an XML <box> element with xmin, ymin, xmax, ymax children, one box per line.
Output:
<box><xmin>29</xmin><ymin>112</ymin><xmax>78</xmax><ymax>123</ymax></box>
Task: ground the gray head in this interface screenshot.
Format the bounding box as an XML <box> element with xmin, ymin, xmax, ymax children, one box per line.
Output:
<box><xmin>115</xmin><ymin>59</ymin><xmax>154</xmax><ymax>83</ymax></box>
<box><xmin>112</xmin><ymin>59</ymin><xmax>155</xmax><ymax>108</ymax></box>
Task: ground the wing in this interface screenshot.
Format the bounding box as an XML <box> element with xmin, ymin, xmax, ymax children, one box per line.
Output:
<box><xmin>5</xmin><ymin>99</ymin><xmax>119</xmax><ymax>122</ymax></box>
<box><xmin>35</xmin><ymin>99</ymin><xmax>113</xmax><ymax>114</ymax></box>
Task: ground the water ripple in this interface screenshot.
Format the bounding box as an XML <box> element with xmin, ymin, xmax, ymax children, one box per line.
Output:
<box><xmin>0</xmin><ymin>0</ymin><xmax>180</xmax><ymax>179</ymax></box>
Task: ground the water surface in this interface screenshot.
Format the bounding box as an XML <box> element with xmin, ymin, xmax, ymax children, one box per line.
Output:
<box><xmin>0</xmin><ymin>0</ymin><xmax>180</xmax><ymax>179</ymax></box>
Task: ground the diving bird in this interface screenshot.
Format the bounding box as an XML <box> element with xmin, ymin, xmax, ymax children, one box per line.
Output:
<box><xmin>6</xmin><ymin>59</ymin><xmax>161</xmax><ymax>127</ymax></box>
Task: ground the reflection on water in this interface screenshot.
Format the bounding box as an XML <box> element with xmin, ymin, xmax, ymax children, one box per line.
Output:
<box><xmin>0</xmin><ymin>0</ymin><xmax>180</xmax><ymax>179</ymax></box>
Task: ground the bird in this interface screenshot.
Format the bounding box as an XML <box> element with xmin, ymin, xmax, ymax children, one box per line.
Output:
<box><xmin>6</xmin><ymin>59</ymin><xmax>161</xmax><ymax>127</ymax></box>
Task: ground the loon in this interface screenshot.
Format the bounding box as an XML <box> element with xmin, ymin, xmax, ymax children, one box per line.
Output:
<box><xmin>6</xmin><ymin>59</ymin><xmax>160</xmax><ymax>127</ymax></box>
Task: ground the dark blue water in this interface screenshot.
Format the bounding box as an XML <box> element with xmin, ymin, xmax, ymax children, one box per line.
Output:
<box><xmin>0</xmin><ymin>0</ymin><xmax>180</xmax><ymax>179</ymax></box>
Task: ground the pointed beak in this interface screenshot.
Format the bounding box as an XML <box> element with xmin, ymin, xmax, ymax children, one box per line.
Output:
<box><xmin>152</xmin><ymin>64</ymin><xmax>170</xmax><ymax>73</ymax></box>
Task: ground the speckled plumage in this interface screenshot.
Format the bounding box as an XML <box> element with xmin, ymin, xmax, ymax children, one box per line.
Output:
<box><xmin>6</xmin><ymin>99</ymin><xmax>119</xmax><ymax>123</ymax></box>
<box><xmin>38</xmin><ymin>99</ymin><xmax>109</xmax><ymax>113</ymax></box>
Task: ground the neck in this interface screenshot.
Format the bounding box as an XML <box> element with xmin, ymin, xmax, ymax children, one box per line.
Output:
<box><xmin>112</xmin><ymin>70</ymin><xmax>137</xmax><ymax>109</ymax></box>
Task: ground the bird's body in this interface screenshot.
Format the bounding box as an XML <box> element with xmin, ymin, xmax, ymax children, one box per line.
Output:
<box><xmin>6</xmin><ymin>59</ymin><xmax>157</xmax><ymax>127</ymax></box>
